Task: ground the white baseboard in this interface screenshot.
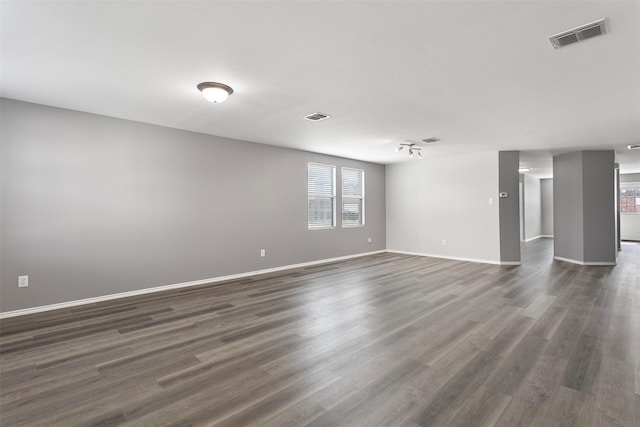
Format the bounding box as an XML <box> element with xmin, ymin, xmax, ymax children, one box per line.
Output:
<box><xmin>0</xmin><ymin>250</ymin><xmax>386</xmax><ymax>319</ymax></box>
<box><xmin>386</xmin><ymin>250</ymin><xmax>510</xmax><ymax>265</ymax></box>
<box><xmin>522</xmin><ymin>235</ymin><xmax>553</xmax><ymax>242</ymax></box>
<box><xmin>553</xmin><ymin>256</ymin><xmax>616</xmax><ymax>266</ymax></box>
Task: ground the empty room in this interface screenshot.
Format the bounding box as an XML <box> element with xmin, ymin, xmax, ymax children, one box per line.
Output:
<box><xmin>1</xmin><ymin>1</ymin><xmax>639</xmax><ymax>426</ymax></box>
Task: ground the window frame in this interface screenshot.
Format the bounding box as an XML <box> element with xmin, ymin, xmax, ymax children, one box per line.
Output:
<box><xmin>341</xmin><ymin>167</ymin><xmax>365</xmax><ymax>228</ymax></box>
<box><xmin>307</xmin><ymin>162</ymin><xmax>336</xmax><ymax>230</ymax></box>
<box><xmin>620</xmin><ymin>182</ymin><xmax>640</xmax><ymax>215</ymax></box>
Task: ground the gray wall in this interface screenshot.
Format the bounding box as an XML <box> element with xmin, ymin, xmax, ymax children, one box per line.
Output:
<box><xmin>0</xmin><ymin>99</ymin><xmax>386</xmax><ymax>312</ymax></box>
<box><xmin>540</xmin><ymin>178</ymin><xmax>553</xmax><ymax>236</ymax></box>
<box><xmin>553</xmin><ymin>152</ymin><xmax>585</xmax><ymax>262</ymax></box>
<box><xmin>523</xmin><ymin>174</ymin><xmax>541</xmax><ymax>240</ymax></box>
<box><xmin>553</xmin><ymin>151</ymin><xmax>616</xmax><ymax>264</ymax></box>
<box><xmin>386</xmin><ymin>151</ymin><xmax>501</xmax><ymax>263</ymax></box>
<box><xmin>582</xmin><ymin>151</ymin><xmax>615</xmax><ymax>263</ymax></box>
<box><xmin>499</xmin><ymin>151</ymin><xmax>520</xmax><ymax>263</ymax></box>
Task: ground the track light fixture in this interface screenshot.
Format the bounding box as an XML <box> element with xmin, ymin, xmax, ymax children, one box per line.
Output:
<box><xmin>396</xmin><ymin>143</ymin><xmax>422</xmax><ymax>159</ymax></box>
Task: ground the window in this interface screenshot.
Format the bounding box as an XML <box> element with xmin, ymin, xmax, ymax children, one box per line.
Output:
<box><xmin>308</xmin><ymin>163</ymin><xmax>336</xmax><ymax>229</ymax></box>
<box><xmin>342</xmin><ymin>167</ymin><xmax>365</xmax><ymax>227</ymax></box>
<box><xmin>620</xmin><ymin>184</ymin><xmax>640</xmax><ymax>214</ymax></box>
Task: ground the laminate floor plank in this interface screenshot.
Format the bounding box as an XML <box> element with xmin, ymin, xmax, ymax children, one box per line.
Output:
<box><xmin>484</xmin><ymin>333</ymin><xmax>548</xmax><ymax>396</ymax></box>
<box><xmin>256</xmin><ymin>378</ymin><xmax>357</xmax><ymax>427</ymax></box>
<box><xmin>1</xmin><ymin>238</ymin><xmax>638</xmax><ymax>426</ymax></box>
<box><xmin>604</xmin><ymin>305</ymin><xmax>635</xmax><ymax>363</ymax></box>
<box><xmin>304</xmin><ymin>359</ymin><xmax>427</xmax><ymax>427</ymax></box>
<box><xmin>494</xmin><ymin>354</ymin><xmax>567</xmax><ymax>427</ymax></box>
<box><xmin>212</xmin><ymin>370</ymin><xmax>341</xmax><ymax>427</ymax></box>
<box><xmin>445</xmin><ymin>385</ymin><xmax>512</xmax><ymax>427</ymax></box>
<box><xmin>591</xmin><ymin>356</ymin><xmax>636</xmax><ymax>427</ymax></box>
<box><xmin>413</xmin><ymin>350</ymin><xmax>502</xmax><ymax>426</ymax></box>
<box><xmin>540</xmin><ymin>385</ymin><xmax>585</xmax><ymax>427</ymax></box>
<box><xmin>120</xmin><ymin>365</ymin><xmax>273</xmax><ymax>425</ymax></box>
<box><xmin>0</xmin><ymin>365</ymin><xmax>101</xmax><ymax>406</ymax></box>
<box><xmin>529</xmin><ymin>304</ymin><xmax>569</xmax><ymax>339</ymax></box>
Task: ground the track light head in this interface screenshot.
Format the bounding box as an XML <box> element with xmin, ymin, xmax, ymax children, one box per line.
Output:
<box><xmin>396</xmin><ymin>142</ymin><xmax>425</xmax><ymax>159</ymax></box>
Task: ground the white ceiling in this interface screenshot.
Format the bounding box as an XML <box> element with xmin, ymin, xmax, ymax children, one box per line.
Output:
<box><xmin>2</xmin><ymin>1</ymin><xmax>639</xmax><ymax>175</ymax></box>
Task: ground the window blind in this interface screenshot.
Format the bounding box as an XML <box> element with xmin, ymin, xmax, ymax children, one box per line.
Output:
<box><xmin>308</xmin><ymin>163</ymin><xmax>336</xmax><ymax>229</ymax></box>
<box><xmin>342</xmin><ymin>167</ymin><xmax>364</xmax><ymax>227</ymax></box>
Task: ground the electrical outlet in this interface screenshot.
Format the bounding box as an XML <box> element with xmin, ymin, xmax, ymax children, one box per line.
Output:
<box><xmin>367</xmin><ymin>237</ymin><xmax>372</xmax><ymax>243</ymax></box>
<box><xmin>441</xmin><ymin>240</ymin><xmax>447</xmax><ymax>246</ymax></box>
<box><xmin>18</xmin><ymin>275</ymin><xmax>28</xmax><ymax>288</ymax></box>
<box><xmin>260</xmin><ymin>249</ymin><xmax>266</xmax><ymax>257</ymax></box>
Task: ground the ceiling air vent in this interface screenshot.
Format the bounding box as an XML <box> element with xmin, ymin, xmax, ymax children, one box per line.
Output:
<box><xmin>304</xmin><ymin>112</ymin><xmax>330</xmax><ymax>122</ymax></box>
<box><xmin>628</xmin><ymin>144</ymin><xmax>640</xmax><ymax>150</ymax></box>
<box><xmin>422</xmin><ymin>137</ymin><xmax>441</xmax><ymax>144</ymax></box>
<box><xmin>549</xmin><ymin>19</ymin><xmax>607</xmax><ymax>49</ymax></box>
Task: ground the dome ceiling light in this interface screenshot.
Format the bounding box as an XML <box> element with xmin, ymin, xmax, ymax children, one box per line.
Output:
<box><xmin>197</xmin><ymin>82</ymin><xmax>234</xmax><ymax>103</ymax></box>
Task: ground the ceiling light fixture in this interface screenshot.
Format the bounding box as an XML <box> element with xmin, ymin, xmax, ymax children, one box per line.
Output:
<box><xmin>628</xmin><ymin>144</ymin><xmax>640</xmax><ymax>150</ymax></box>
<box><xmin>518</xmin><ymin>168</ymin><xmax>530</xmax><ymax>173</ymax></box>
<box><xmin>197</xmin><ymin>82</ymin><xmax>234</xmax><ymax>103</ymax></box>
<box><xmin>396</xmin><ymin>143</ymin><xmax>422</xmax><ymax>159</ymax></box>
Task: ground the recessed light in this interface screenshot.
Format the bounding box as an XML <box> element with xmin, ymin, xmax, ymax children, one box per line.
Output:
<box><xmin>628</xmin><ymin>144</ymin><xmax>640</xmax><ymax>150</ymax></box>
<box><xmin>197</xmin><ymin>82</ymin><xmax>233</xmax><ymax>103</ymax></box>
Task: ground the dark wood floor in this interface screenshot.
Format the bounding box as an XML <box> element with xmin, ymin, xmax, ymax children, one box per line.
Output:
<box><xmin>1</xmin><ymin>238</ymin><xmax>638</xmax><ymax>426</ymax></box>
